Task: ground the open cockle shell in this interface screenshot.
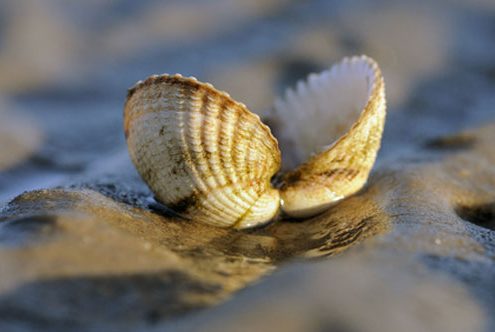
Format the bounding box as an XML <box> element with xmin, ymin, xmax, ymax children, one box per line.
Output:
<box><xmin>124</xmin><ymin>74</ymin><xmax>281</xmax><ymax>229</ymax></box>
<box><xmin>274</xmin><ymin>55</ymin><xmax>386</xmax><ymax>217</ymax></box>
<box><xmin>124</xmin><ymin>55</ymin><xmax>386</xmax><ymax>228</ymax></box>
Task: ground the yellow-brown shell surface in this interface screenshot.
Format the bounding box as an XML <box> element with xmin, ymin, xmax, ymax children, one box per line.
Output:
<box><xmin>124</xmin><ymin>55</ymin><xmax>386</xmax><ymax>228</ymax></box>
<box><xmin>275</xmin><ymin>56</ymin><xmax>386</xmax><ymax>217</ymax></box>
<box><xmin>124</xmin><ymin>75</ymin><xmax>281</xmax><ymax>229</ymax></box>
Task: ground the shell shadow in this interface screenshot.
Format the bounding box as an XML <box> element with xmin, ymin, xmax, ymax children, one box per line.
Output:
<box><xmin>455</xmin><ymin>202</ymin><xmax>495</xmax><ymax>231</ymax></box>
<box><xmin>423</xmin><ymin>132</ymin><xmax>477</xmax><ymax>152</ymax></box>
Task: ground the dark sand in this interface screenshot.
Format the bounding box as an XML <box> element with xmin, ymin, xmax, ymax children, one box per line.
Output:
<box><xmin>0</xmin><ymin>1</ymin><xmax>495</xmax><ymax>331</ymax></box>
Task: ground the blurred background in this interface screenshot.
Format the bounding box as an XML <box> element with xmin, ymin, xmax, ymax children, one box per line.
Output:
<box><xmin>0</xmin><ymin>0</ymin><xmax>494</xmax><ymax>204</ymax></box>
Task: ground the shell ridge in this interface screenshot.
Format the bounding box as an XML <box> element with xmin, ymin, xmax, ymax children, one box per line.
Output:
<box><xmin>278</xmin><ymin>55</ymin><xmax>386</xmax><ymax>218</ymax></box>
<box><xmin>231</xmin><ymin>189</ymin><xmax>273</xmax><ymax>229</ymax></box>
<box><xmin>220</xmin><ymin>104</ymin><xmax>240</xmax><ymax>185</ymax></box>
<box><xmin>232</xmin><ymin>113</ymin><xmax>259</xmax><ymax>208</ymax></box>
<box><xmin>228</xmin><ymin>112</ymin><xmax>248</xmax><ymax>210</ymax></box>
<box><xmin>200</xmin><ymin>90</ymin><xmax>256</xmax><ymax>216</ymax></box>
<box><xmin>186</xmin><ymin>97</ymin><xmax>244</xmax><ymax>221</ymax></box>
<box><xmin>177</xmin><ymin>84</ymin><xmax>239</xmax><ymax>223</ymax></box>
<box><xmin>218</xmin><ymin>104</ymin><xmax>264</xmax><ymax>210</ymax></box>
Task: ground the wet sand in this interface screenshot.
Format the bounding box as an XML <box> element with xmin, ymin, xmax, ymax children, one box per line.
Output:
<box><xmin>0</xmin><ymin>1</ymin><xmax>495</xmax><ymax>331</ymax></box>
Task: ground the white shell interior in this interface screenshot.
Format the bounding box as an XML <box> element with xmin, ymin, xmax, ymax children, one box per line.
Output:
<box><xmin>274</xmin><ymin>56</ymin><xmax>376</xmax><ymax>170</ymax></box>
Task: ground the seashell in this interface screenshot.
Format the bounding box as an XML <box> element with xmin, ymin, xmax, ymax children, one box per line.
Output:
<box><xmin>274</xmin><ymin>55</ymin><xmax>386</xmax><ymax>218</ymax></box>
<box><xmin>124</xmin><ymin>74</ymin><xmax>281</xmax><ymax>229</ymax></box>
<box><xmin>124</xmin><ymin>55</ymin><xmax>386</xmax><ymax>228</ymax></box>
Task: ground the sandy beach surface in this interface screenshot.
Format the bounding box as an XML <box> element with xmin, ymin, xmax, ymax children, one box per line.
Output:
<box><xmin>0</xmin><ymin>1</ymin><xmax>495</xmax><ymax>331</ymax></box>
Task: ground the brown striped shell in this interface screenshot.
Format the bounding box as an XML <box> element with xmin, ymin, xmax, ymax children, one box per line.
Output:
<box><xmin>124</xmin><ymin>74</ymin><xmax>281</xmax><ymax>228</ymax></box>
<box><xmin>274</xmin><ymin>55</ymin><xmax>386</xmax><ymax>217</ymax></box>
<box><xmin>124</xmin><ymin>55</ymin><xmax>386</xmax><ymax>228</ymax></box>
